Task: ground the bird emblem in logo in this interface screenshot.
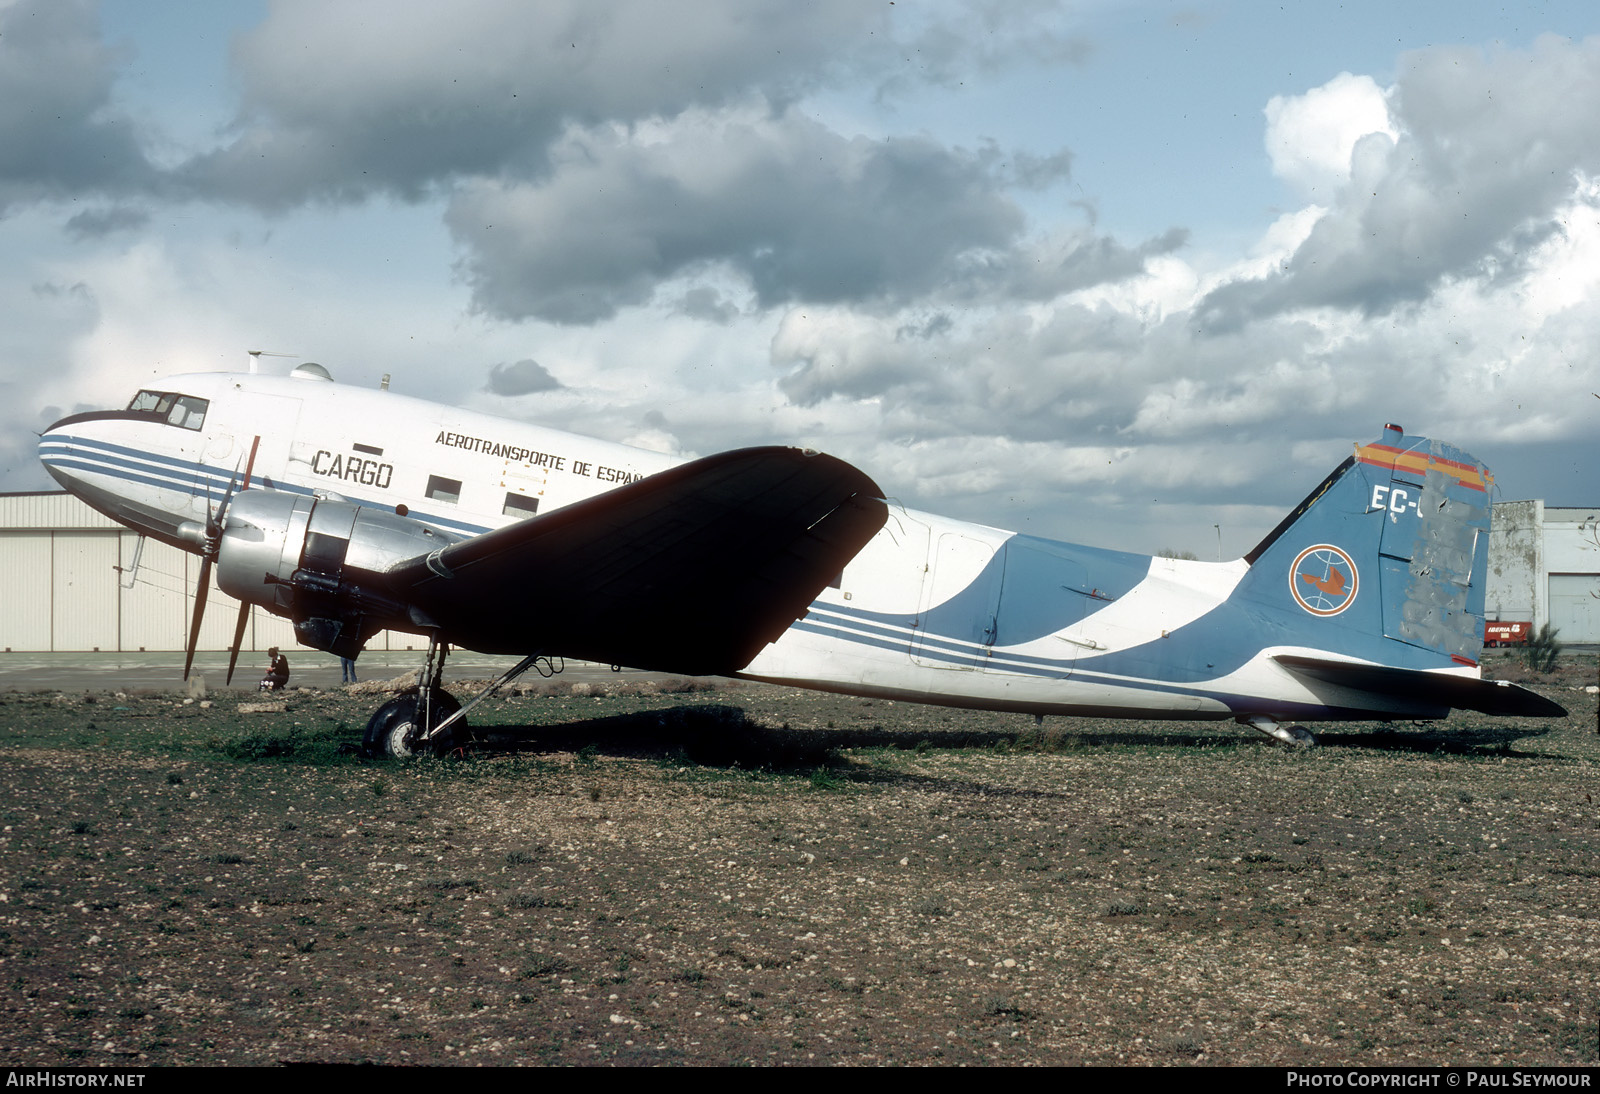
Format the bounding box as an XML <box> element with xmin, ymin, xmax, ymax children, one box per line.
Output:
<box><xmin>1289</xmin><ymin>544</ymin><xmax>1359</xmax><ymax>616</ymax></box>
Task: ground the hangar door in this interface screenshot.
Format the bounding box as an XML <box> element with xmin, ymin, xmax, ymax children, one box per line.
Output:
<box><xmin>1548</xmin><ymin>574</ymin><xmax>1599</xmax><ymax>644</ymax></box>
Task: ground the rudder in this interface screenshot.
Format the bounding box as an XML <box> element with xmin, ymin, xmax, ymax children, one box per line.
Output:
<box><xmin>1237</xmin><ymin>425</ymin><xmax>1493</xmax><ymax>669</ymax></box>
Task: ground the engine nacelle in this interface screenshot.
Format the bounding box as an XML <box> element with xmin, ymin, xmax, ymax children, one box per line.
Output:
<box><xmin>216</xmin><ymin>490</ymin><xmax>463</xmax><ymax>657</ymax></box>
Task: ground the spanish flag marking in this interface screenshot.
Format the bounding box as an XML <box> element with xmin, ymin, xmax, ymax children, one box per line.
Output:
<box><xmin>1354</xmin><ymin>443</ymin><xmax>1490</xmax><ymax>492</ymax></box>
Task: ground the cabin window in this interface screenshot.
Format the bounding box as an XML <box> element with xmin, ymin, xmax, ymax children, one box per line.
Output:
<box><xmin>425</xmin><ymin>474</ymin><xmax>462</xmax><ymax>505</ymax></box>
<box><xmin>503</xmin><ymin>493</ymin><xmax>540</xmax><ymax>519</ymax></box>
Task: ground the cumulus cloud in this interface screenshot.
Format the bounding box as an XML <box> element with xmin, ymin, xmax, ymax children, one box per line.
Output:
<box><xmin>1200</xmin><ymin>36</ymin><xmax>1600</xmax><ymax>325</ymax></box>
<box><xmin>866</xmin><ymin>0</ymin><xmax>1092</xmax><ymax>98</ymax></box>
<box><xmin>163</xmin><ymin>0</ymin><xmax>1103</xmax><ymax>211</ymax></box>
<box><xmin>3</xmin><ymin>6</ymin><xmax>1595</xmax><ymax>553</ymax></box>
<box><xmin>768</xmin><ymin>119</ymin><xmax>1600</xmax><ymax>506</ymax></box>
<box><xmin>0</xmin><ymin>1</ymin><xmax>152</xmax><ymax>209</ymax></box>
<box><xmin>1263</xmin><ymin>72</ymin><xmax>1394</xmax><ymax>198</ymax></box>
<box><xmin>674</xmin><ymin>287</ymin><xmax>741</xmax><ymax>325</ymax></box>
<box><xmin>177</xmin><ymin>0</ymin><xmax>883</xmax><ymax>207</ymax></box>
<box><xmin>447</xmin><ymin>109</ymin><xmax>1032</xmax><ymax>323</ymax></box>
<box><xmin>63</xmin><ymin>206</ymin><xmax>151</xmax><ymax>240</ymax></box>
<box><xmin>485</xmin><ymin>358</ymin><xmax>561</xmax><ymax>396</ymax></box>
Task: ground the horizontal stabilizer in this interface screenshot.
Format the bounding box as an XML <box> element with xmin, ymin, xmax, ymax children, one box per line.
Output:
<box><xmin>1274</xmin><ymin>655</ymin><xmax>1568</xmax><ymax>718</ymax></box>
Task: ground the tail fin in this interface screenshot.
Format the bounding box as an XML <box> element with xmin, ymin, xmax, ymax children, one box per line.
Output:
<box><xmin>1235</xmin><ymin>424</ymin><xmax>1493</xmax><ymax>670</ymax></box>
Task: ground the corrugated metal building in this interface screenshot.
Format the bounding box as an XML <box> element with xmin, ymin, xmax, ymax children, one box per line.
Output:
<box><xmin>1486</xmin><ymin>501</ymin><xmax>1600</xmax><ymax>643</ymax></box>
<box><xmin>0</xmin><ymin>492</ymin><xmax>423</xmax><ymax>654</ymax></box>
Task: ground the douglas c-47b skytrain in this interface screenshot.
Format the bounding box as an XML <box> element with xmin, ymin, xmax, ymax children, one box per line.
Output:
<box><xmin>39</xmin><ymin>361</ymin><xmax>1564</xmax><ymax>757</ymax></box>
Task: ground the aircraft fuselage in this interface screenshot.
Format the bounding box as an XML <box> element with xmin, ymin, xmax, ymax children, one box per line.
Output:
<box><xmin>39</xmin><ymin>369</ymin><xmax>1506</xmax><ymax>726</ymax></box>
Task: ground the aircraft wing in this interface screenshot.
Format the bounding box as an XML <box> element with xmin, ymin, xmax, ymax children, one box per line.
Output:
<box><xmin>383</xmin><ymin>446</ymin><xmax>887</xmax><ymax>675</ymax></box>
<box><xmin>1273</xmin><ymin>655</ymin><xmax>1569</xmax><ymax>718</ymax></box>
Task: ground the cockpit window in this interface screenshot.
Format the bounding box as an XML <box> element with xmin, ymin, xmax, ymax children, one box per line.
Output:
<box><xmin>127</xmin><ymin>390</ymin><xmax>208</xmax><ymax>430</ymax></box>
<box><xmin>168</xmin><ymin>396</ymin><xmax>208</xmax><ymax>429</ymax></box>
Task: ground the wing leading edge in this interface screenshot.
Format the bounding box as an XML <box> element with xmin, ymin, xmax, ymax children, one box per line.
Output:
<box><xmin>385</xmin><ymin>446</ymin><xmax>887</xmax><ymax>675</ymax></box>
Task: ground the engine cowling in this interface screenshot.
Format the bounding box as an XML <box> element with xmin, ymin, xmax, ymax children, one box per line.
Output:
<box><xmin>216</xmin><ymin>490</ymin><xmax>463</xmax><ymax>657</ymax></box>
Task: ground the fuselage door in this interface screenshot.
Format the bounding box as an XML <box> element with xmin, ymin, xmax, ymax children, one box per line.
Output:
<box><xmin>222</xmin><ymin>391</ymin><xmax>305</xmax><ymax>488</ymax></box>
<box><xmin>911</xmin><ymin>533</ymin><xmax>1004</xmax><ymax>670</ymax></box>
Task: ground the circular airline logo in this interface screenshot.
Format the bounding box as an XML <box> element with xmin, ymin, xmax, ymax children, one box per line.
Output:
<box><xmin>1289</xmin><ymin>544</ymin><xmax>1359</xmax><ymax>616</ymax></box>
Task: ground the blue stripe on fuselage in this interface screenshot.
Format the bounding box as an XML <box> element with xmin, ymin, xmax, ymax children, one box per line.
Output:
<box><xmin>40</xmin><ymin>435</ymin><xmax>492</xmax><ymax>538</ymax></box>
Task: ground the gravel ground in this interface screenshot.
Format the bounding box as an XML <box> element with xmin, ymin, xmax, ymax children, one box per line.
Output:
<box><xmin>0</xmin><ymin>657</ymin><xmax>1595</xmax><ymax>1066</ymax></box>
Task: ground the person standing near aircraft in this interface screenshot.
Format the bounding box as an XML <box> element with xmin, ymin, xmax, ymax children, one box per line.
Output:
<box><xmin>260</xmin><ymin>647</ymin><xmax>290</xmax><ymax>692</ymax></box>
<box><xmin>340</xmin><ymin>656</ymin><xmax>358</xmax><ymax>684</ymax></box>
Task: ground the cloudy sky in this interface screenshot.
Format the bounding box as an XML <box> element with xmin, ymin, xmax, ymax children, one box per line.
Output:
<box><xmin>3</xmin><ymin>0</ymin><xmax>1597</xmax><ymax>557</ymax></box>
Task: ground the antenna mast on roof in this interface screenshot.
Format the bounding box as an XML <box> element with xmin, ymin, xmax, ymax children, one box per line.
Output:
<box><xmin>246</xmin><ymin>349</ymin><xmax>298</xmax><ymax>374</ymax></box>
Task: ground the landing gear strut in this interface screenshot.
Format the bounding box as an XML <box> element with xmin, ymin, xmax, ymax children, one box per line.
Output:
<box><xmin>1242</xmin><ymin>715</ymin><xmax>1317</xmax><ymax>747</ymax></box>
<box><xmin>363</xmin><ymin>687</ymin><xmax>462</xmax><ymax>758</ymax></box>
<box><xmin>362</xmin><ymin>635</ymin><xmax>463</xmax><ymax>759</ymax></box>
<box><xmin>361</xmin><ymin>637</ymin><xmax>557</xmax><ymax>759</ymax></box>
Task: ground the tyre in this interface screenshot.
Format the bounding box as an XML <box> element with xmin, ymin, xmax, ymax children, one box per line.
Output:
<box><xmin>361</xmin><ymin>688</ymin><xmax>464</xmax><ymax>758</ymax></box>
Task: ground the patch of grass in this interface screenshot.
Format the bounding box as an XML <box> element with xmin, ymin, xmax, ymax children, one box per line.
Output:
<box><xmin>808</xmin><ymin>766</ymin><xmax>845</xmax><ymax>791</ymax></box>
<box><xmin>217</xmin><ymin>731</ymin><xmax>300</xmax><ymax>760</ymax></box>
<box><xmin>1165</xmin><ymin>1033</ymin><xmax>1205</xmax><ymax>1057</ymax></box>
<box><xmin>981</xmin><ymin>995</ymin><xmax>1029</xmax><ymax>1019</ymax></box>
<box><xmin>432</xmin><ymin>877</ymin><xmax>481</xmax><ymax>893</ymax></box>
<box><xmin>1406</xmin><ymin>896</ymin><xmax>1437</xmax><ymax>916</ymax></box>
<box><xmin>522</xmin><ymin>955</ymin><xmax>569</xmax><ymax>978</ymax></box>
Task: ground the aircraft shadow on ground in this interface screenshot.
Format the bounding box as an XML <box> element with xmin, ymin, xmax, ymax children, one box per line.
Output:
<box><xmin>457</xmin><ymin>704</ymin><xmax>1562</xmax><ymax>769</ymax></box>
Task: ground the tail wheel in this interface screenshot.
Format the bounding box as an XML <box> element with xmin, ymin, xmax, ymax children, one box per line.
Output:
<box><xmin>362</xmin><ymin>687</ymin><xmax>464</xmax><ymax>758</ymax></box>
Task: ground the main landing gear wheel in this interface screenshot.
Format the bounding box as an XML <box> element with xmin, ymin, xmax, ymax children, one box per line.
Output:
<box><xmin>362</xmin><ymin>687</ymin><xmax>463</xmax><ymax>759</ymax></box>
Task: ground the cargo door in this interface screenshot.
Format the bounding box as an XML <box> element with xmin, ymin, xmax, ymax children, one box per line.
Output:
<box><xmin>911</xmin><ymin>533</ymin><xmax>1003</xmax><ymax>669</ymax></box>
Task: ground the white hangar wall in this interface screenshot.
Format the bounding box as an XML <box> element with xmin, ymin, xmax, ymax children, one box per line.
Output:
<box><xmin>1484</xmin><ymin>501</ymin><xmax>1600</xmax><ymax>643</ymax></box>
<box><xmin>0</xmin><ymin>492</ymin><xmax>424</xmax><ymax>654</ymax></box>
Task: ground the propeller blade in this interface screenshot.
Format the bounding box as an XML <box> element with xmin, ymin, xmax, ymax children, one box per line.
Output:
<box><xmin>209</xmin><ymin>465</ymin><xmax>241</xmax><ymax>538</ymax></box>
<box><xmin>225</xmin><ymin>602</ymin><xmax>250</xmax><ymax>685</ymax></box>
<box><xmin>183</xmin><ymin>555</ymin><xmax>213</xmax><ymax>680</ymax></box>
<box><xmin>184</xmin><ymin>437</ymin><xmax>259</xmax><ymax>682</ymax></box>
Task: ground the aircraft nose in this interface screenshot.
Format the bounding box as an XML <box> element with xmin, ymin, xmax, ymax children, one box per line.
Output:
<box><xmin>37</xmin><ymin>423</ymin><xmax>81</xmax><ymax>490</ymax></box>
